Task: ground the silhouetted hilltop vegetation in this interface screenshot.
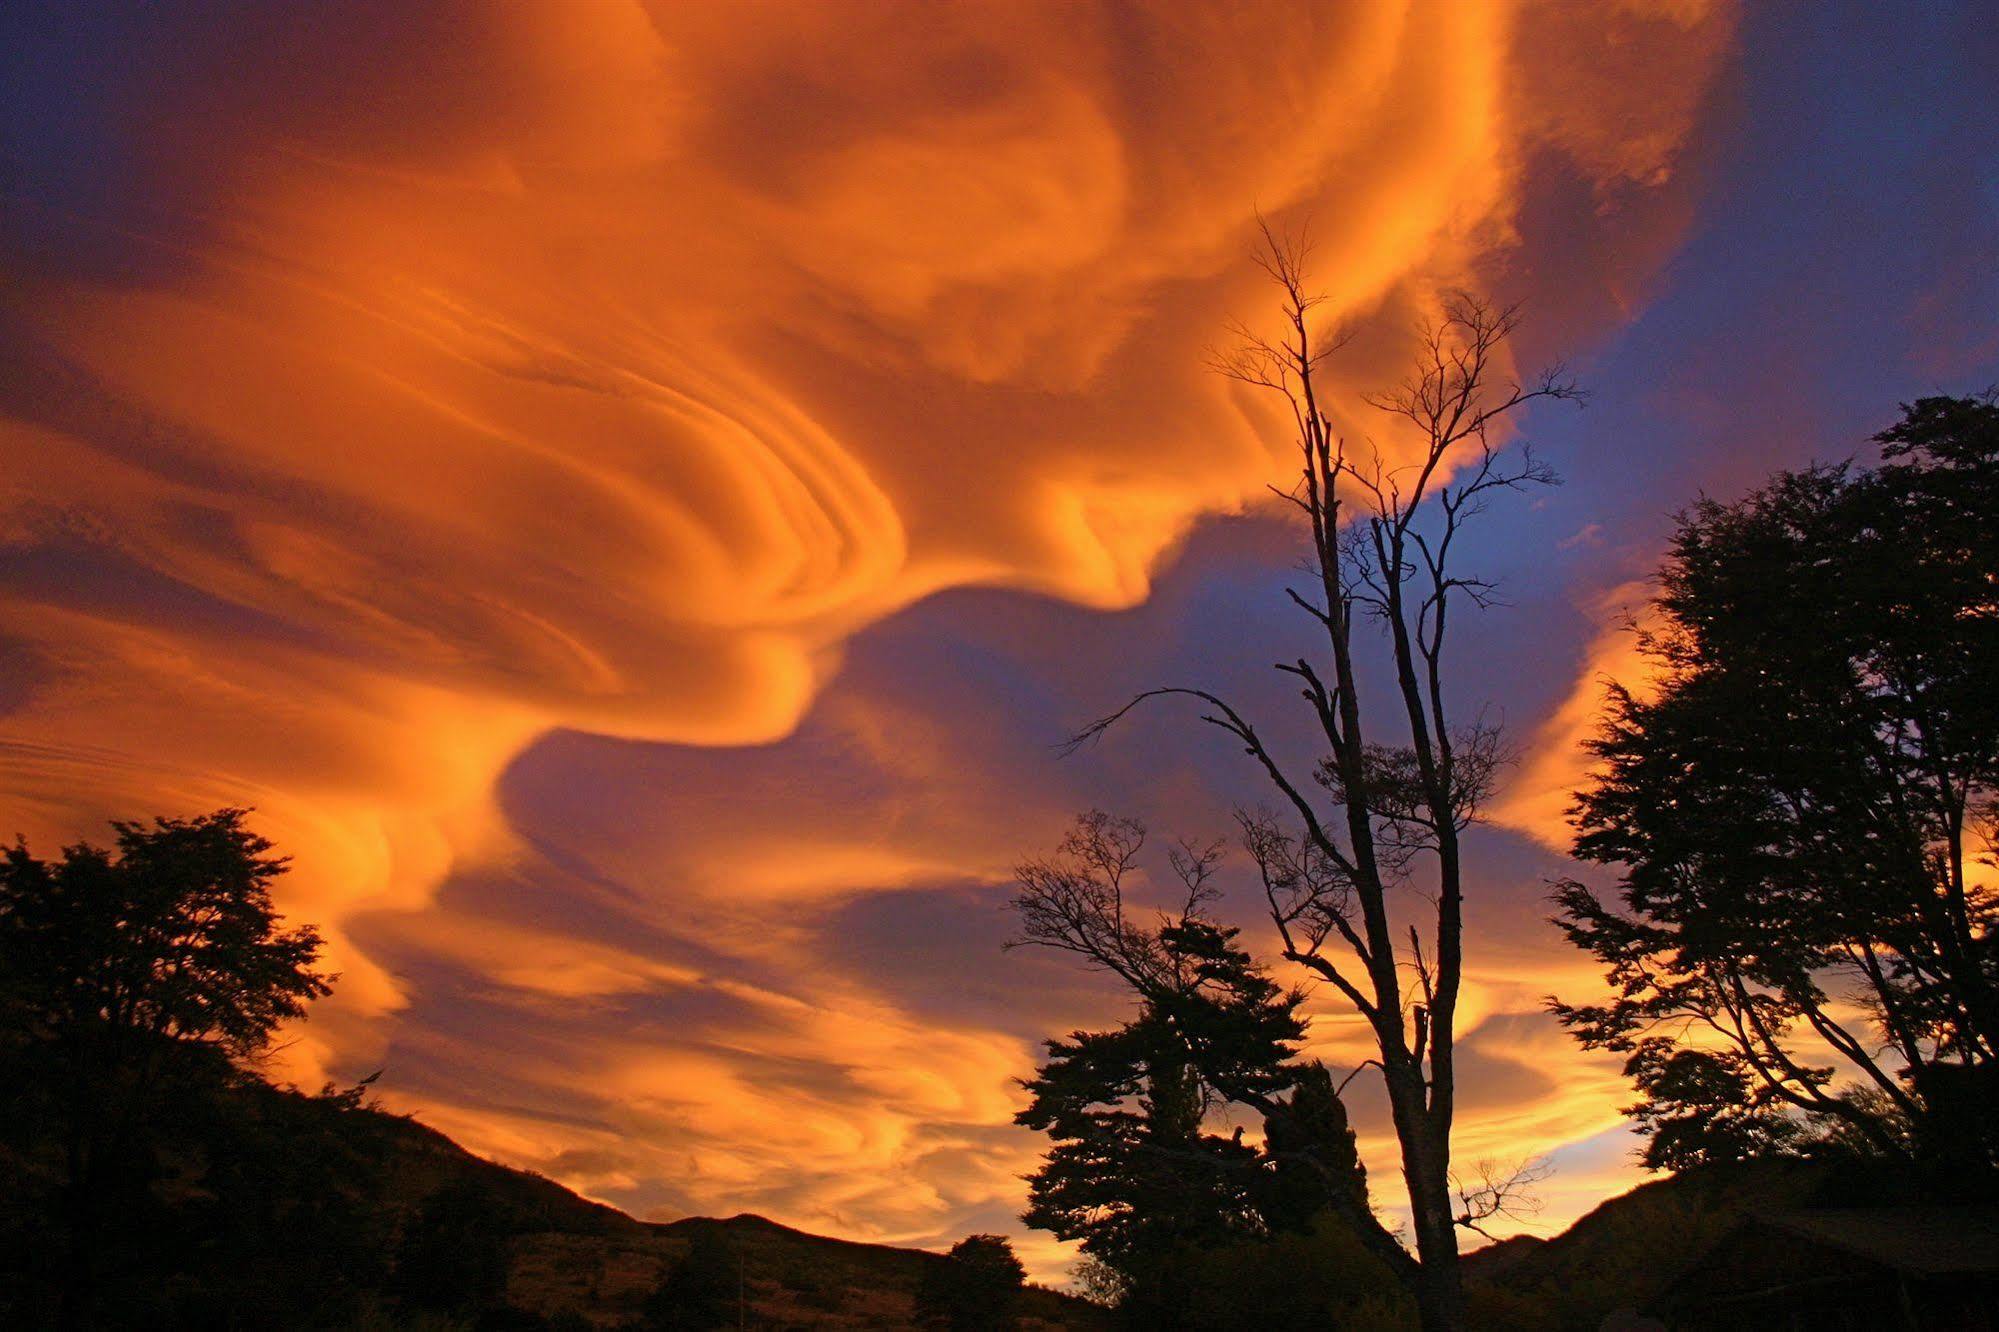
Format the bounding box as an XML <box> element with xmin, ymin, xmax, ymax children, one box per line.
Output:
<box><xmin>0</xmin><ymin>1048</ymin><xmax>1109</xmax><ymax>1329</ymax></box>
<box><xmin>2</xmin><ymin>1041</ymin><xmax>1974</xmax><ymax>1332</ymax></box>
<box><xmin>1463</xmin><ymin>1156</ymin><xmax>1999</xmax><ymax>1329</ymax></box>
<box><xmin>1461</xmin><ymin>1158</ymin><xmax>1843</xmax><ymax>1328</ymax></box>
<box><xmin>0</xmin><ymin>810</ymin><xmax>1100</xmax><ymax>1329</ymax></box>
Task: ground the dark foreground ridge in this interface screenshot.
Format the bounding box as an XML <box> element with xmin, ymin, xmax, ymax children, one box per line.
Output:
<box><xmin>0</xmin><ymin>1059</ymin><xmax>1110</xmax><ymax>1330</ymax></box>
<box><xmin>1463</xmin><ymin>1158</ymin><xmax>1999</xmax><ymax>1330</ymax></box>
<box><xmin>9</xmin><ymin>1054</ymin><xmax>1995</xmax><ymax>1329</ymax></box>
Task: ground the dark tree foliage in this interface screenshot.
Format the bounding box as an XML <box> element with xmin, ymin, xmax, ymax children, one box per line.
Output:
<box><xmin>1552</xmin><ymin>395</ymin><xmax>1999</xmax><ymax>1182</ymax></box>
<box><xmin>1012</xmin><ymin>815</ymin><xmax>1373</xmax><ymax>1317</ymax></box>
<box><xmin>1018</xmin><ymin>1012</ymin><xmax>1268</xmax><ymax>1286</ymax></box>
<box><xmin>390</xmin><ymin>1179</ymin><xmax>515</xmax><ymax>1319</ymax></box>
<box><xmin>0</xmin><ymin>809</ymin><xmax>336</xmax><ymax>1328</ymax></box>
<box><xmin>0</xmin><ymin>809</ymin><xmax>330</xmax><ymax>1056</ymax></box>
<box><xmin>0</xmin><ymin>1057</ymin><xmax>400</xmax><ymax>1330</ymax></box>
<box><xmin>0</xmin><ymin>810</ymin><xmax>631</xmax><ymax>1330</ymax></box>
<box><xmin>641</xmin><ymin>1224</ymin><xmax>743</xmax><ymax>1330</ymax></box>
<box><xmin>1033</xmin><ymin>229</ymin><xmax>1580</xmax><ymax>1331</ymax></box>
<box><xmin>1160</xmin><ymin>1217</ymin><xmax>1417</xmax><ymax>1331</ymax></box>
<box><xmin>1260</xmin><ymin>1061</ymin><xmax>1370</xmax><ymax>1234</ymax></box>
<box><xmin>1620</xmin><ymin>1045</ymin><xmax>1800</xmax><ymax>1172</ymax></box>
<box><xmin>131</xmin><ymin>1070</ymin><xmax>394</xmax><ymax>1329</ymax></box>
<box><xmin>914</xmin><ymin>1234</ymin><xmax>1026</xmax><ymax>1332</ymax></box>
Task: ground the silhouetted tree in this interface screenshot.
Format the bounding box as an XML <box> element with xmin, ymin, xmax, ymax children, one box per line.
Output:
<box><xmin>915</xmin><ymin>1234</ymin><xmax>1026</xmax><ymax>1332</ymax></box>
<box><xmin>1260</xmin><ymin>1061</ymin><xmax>1371</xmax><ymax>1234</ymax></box>
<box><xmin>1012</xmin><ymin>814</ymin><xmax>1376</xmax><ymax>1320</ymax></box>
<box><xmin>1069</xmin><ymin>1255</ymin><xmax>1129</xmax><ymax>1307</ymax></box>
<box><xmin>1023</xmin><ymin>224</ymin><xmax>1580</xmax><ymax>1330</ymax></box>
<box><xmin>1618</xmin><ymin>1046</ymin><xmax>1802</xmax><ymax>1172</ymax></box>
<box><xmin>641</xmin><ymin>1223</ymin><xmax>744</xmax><ymax>1330</ymax></box>
<box><xmin>391</xmin><ymin>1178</ymin><xmax>514</xmax><ymax>1319</ymax></box>
<box><xmin>1019</xmin><ymin>1009</ymin><xmax>1266</xmax><ymax>1310</ymax></box>
<box><xmin>0</xmin><ymin>808</ymin><xmax>332</xmax><ymax>1328</ymax></box>
<box><xmin>0</xmin><ymin>809</ymin><xmax>329</xmax><ymax>1054</ymax></box>
<box><xmin>1553</xmin><ymin>394</ymin><xmax>1999</xmax><ymax>1185</ymax></box>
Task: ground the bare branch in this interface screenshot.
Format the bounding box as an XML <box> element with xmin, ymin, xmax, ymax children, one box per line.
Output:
<box><xmin>1452</xmin><ymin>1156</ymin><xmax>1554</xmax><ymax>1238</ymax></box>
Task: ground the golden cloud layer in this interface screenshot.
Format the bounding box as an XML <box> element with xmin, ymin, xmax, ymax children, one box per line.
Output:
<box><xmin>1491</xmin><ymin>581</ymin><xmax>1661</xmax><ymax>849</ymax></box>
<box><xmin>2</xmin><ymin>0</ymin><xmax>1733</xmax><ymax>1273</ymax></box>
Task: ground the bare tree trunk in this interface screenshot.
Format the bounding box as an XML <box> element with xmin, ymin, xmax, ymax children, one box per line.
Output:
<box><xmin>1032</xmin><ymin>224</ymin><xmax>1575</xmax><ymax>1330</ymax></box>
<box><xmin>1103</xmin><ymin>223</ymin><xmax>1576</xmax><ymax>1331</ymax></box>
<box><xmin>1403</xmin><ymin>1116</ymin><xmax>1466</xmax><ymax>1330</ymax></box>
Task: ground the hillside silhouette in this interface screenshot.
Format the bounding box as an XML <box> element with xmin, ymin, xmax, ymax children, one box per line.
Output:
<box><xmin>0</xmin><ymin>810</ymin><xmax>1102</xmax><ymax>1329</ymax></box>
<box><xmin>11</xmin><ymin>1049</ymin><xmax>1990</xmax><ymax>1329</ymax></box>
<box><xmin>0</xmin><ymin>1050</ymin><xmax>1110</xmax><ymax>1330</ymax></box>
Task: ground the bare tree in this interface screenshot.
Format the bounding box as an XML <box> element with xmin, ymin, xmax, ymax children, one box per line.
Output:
<box><xmin>1452</xmin><ymin>1156</ymin><xmax>1554</xmax><ymax>1242</ymax></box>
<box><xmin>1025</xmin><ymin>223</ymin><xmax>1580</xmax><ymax>1331</ymax></box>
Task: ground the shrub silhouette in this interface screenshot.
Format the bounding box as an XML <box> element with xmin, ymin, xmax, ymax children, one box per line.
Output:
<box><xmin>391</xmin><ymin>1178</ymin><xmax>514</xmax><ymax>1318</ymax></box>
<box><xmin>915</xmin><ymin>1234</ymin><xmax>1026</xmax><ymax>1331</ymax></box>
<box><xmin>641</xmin><ymin>1223</ymin><xmax>744</xmax><ymax>1329</ymax></box>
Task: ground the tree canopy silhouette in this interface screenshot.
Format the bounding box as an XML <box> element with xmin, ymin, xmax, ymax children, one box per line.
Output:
<box><xmin>1552</xmin><ymin>393</ymin><xmax>1999</xmax><ymax>1182</ymax></box>
<box><xmin>1016</xmin><ymin>224</ymin><xmax>1579</xmax><ymax>1331</ymax></box>
<box><xmin>1013</xmin><ymin>815</ymin><xmax>1373</xmax><ymax>1317</ymax></box>
<box><xmin>914</xmin><ymin>1233</ymin><xmax>1027</xmax><ymax>1332</ymax></box>
<box><xmin>1</xmin><ymin>808</ymin><xmax>329</xmax><ymax>1058</ymax></box>
<box><xmin>0</xmin><ymin>808</ymin><xmax>334</xmax><ymax>1328</ymax></box>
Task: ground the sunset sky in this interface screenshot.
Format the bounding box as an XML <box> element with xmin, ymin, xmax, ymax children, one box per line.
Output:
<box><xmin>4</xmin><ymin>0</ymin><xmax>1997</xmax><ymax>1281</ymax></box>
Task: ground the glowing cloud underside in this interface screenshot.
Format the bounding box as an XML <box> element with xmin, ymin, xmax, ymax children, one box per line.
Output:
<box><xmin>0</xmin><ymin>0</ymin><xmax>1732</xmax><ymax>1270</ymax></box>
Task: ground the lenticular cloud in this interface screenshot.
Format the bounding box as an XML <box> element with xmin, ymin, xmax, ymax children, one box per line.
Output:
<box><xmin>0</xmin><ymin>0</ymin><xmax>1730</xmax><ymax>1096</ymax></box>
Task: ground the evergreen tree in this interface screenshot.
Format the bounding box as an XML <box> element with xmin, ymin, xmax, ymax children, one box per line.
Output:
<box><xmin>1013</xmin><ymin>824</ymin><xmax>1373</xmax><ymax>1315</ymax></box>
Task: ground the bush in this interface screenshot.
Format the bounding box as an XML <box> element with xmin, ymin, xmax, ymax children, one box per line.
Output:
<box><xmin>915</xmin><ymin>1234</ymin><xmax>1026</xmax><ymax>1331</ymax></box>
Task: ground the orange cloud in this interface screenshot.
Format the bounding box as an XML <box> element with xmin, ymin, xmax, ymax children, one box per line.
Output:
<box><xmin>1491</xmin><ymin>582</ymin><xmax>1662</xmax><ymax>851</ymax></box>
<box><xmin>1</xmin><ymin>0</ymin><xmax>1734</xmax><ymax>1277</ymax></box>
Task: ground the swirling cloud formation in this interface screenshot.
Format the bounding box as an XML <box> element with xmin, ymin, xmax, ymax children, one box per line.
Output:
<box><xmin>1</xmin><ymin>0</ymin><xmax>1732</xmax><ymax>1269</ymax></box>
